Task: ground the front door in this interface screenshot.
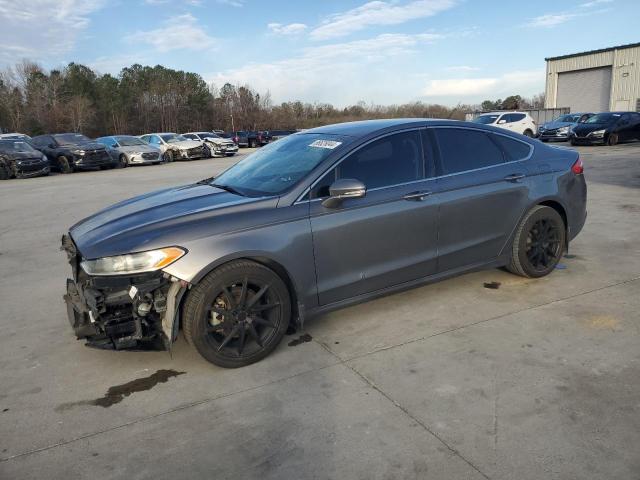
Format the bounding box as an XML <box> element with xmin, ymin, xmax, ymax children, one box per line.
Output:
<box><xmin>308</xmin><ymin>130</ymin><xmax>439</xmax><ymax>306</ymax></box>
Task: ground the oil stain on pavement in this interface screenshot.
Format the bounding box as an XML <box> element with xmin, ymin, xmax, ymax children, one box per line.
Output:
<box><xmin>55</xmin><ymin>369</ymin><xmax>185</xmax><ymax>411</ymax></box>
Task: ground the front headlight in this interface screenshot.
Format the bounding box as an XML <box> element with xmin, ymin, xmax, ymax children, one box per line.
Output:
<box><xmin>42</xmin><ymin>154</ymin><xmax>48</xmax><ymax>162</ymax></box>
<box><xmin>557</xmin><ymin>126</ymin><xmax>570</xmax><ymax>134</ymax></box>
<box><xmin>81</xmin><ymin>247</ymin><xmax>186</xmax><ymax>276</ymax></box>
<box><xmin>72</xmin><ymin>149</ymin><xmax>85</xmax><ymax>155</ymax></box>
<box><xmin>588</xmin><ymin>129</ymin><xmax>606</xmax><ymax>138</ymax></box>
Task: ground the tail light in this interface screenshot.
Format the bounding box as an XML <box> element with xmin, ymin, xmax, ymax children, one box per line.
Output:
<box><xmin>571</xmin><ymin>157</ymin><xmax>584</xmax><ymax>174</ymax></box>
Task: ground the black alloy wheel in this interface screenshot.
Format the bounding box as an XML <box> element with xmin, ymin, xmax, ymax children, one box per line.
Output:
<box><xmin>607</xmin><ymin>133</ymin><xmax>618</xmax><ymax>146</ymax></box>
<box><xmin>119</xmin><ymin>154</ymin><xmax>129</xmax><ymax>168</ymax></box>
<box><xmin>508</xmin><ymin>205</ymin><xmax>566</xmax><ymax>278</ymax></box>
<box><xmin>183</xmin><ymin>260</ymin><xmax>291</xmax><ymax>368</ymax></box>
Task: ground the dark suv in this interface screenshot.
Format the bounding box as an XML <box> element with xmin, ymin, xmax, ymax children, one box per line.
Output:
<box><xmin>32</xmin><ymin>133</ymin><xmax>116</xmax><ymax>172</ymax></box>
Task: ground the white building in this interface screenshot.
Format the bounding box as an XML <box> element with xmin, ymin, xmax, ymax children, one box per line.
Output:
<box><xmin>545</xmin><ymin>42</ymin><xmax>640</xmax><ymax>113</ymax></box>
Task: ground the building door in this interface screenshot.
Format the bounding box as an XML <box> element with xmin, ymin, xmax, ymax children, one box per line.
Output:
<box><xmin>557</xmin><ymin>67</ymin><xmax>612</xmax><ymax>112</ymax></box>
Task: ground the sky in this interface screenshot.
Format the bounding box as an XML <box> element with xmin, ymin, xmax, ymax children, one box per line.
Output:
<box><xmin>0</xmin><ymin>0</ymin><xmax>638</xmax><ymax>107</ymax></box>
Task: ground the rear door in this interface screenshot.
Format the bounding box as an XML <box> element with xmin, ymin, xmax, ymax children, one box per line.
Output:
<box><xmin>308</xmin><ymin>129</ymin><xmax>439</xmax><ymax>305</ymax></box>
<box><xmin>432</xmin><ymin>127</ymin><xmax>532</xmax><ymax>272</ymax></box>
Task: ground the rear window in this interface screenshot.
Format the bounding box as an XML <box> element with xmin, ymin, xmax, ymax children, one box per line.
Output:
<box><xmin>491</xmin><ymin>134</ymin><xmax>531</xmax><ymax>162</ymax></box>
<box><xmin>434</xmin><ymin>128</ymin><xmax>504</xmax><ymax>175</ymax></box>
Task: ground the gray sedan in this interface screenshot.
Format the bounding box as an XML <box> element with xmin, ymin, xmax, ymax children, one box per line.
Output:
<box><xmin>96</xmin><ymin>135</ymin><xmax>163</xmax><ymax>167</ymax></box>
<box><xmin>63</xmin><ymin>119</ymin><xmax>587</xmax><ymax>368</ymax></box>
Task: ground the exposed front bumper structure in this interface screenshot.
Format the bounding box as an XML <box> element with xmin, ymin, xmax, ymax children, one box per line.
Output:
<box><xmin>61</xmin><ymin>234</ymin><xmax>185</xmax><ymax>350</ymax></box>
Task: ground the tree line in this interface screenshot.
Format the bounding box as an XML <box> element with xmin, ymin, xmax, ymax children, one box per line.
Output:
<box><xmin>0</xmin><ymin>60</ymin><xmax>544</xmax><ymax>137</ymax></box>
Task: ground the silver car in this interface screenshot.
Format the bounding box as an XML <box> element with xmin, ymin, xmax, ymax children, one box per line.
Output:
<box><xmin>182</xmin><ymin>131</ymin><xmax>238</xmax><ymax>157</ymax></box>
<box><xmin>139</xmin><ymin>133</ymin><xmax>206</xmax><ymax>162</ymax></box>
<box><xmin>96</xmin><ymin>135</ymin><xmax>163</xmax><ymax>167</ymax></box>
<box><xmin>63</xmin><ymin>119</ymin><xmax>587</xmax><ymax>368</ymax></box>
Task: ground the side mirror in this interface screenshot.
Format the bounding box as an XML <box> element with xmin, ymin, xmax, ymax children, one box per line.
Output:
<box><xmin>321</xmin><ymin>178</ymin><xmax>366</xmax><ymax>208</ymax></box>
<box><xmin>497</xmin><ymin>119</ymin><xmax>507</xmax><ymax>124</ymax></box>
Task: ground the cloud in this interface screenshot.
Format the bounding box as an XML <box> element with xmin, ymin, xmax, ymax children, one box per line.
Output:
<box><xmin>268</xmin><ymin>23</ymin><xmax>308</xmax><ymax>35</ymax></box>
<box><xmin>422</xmin><ymin>70</ymin><xmax>544</xmax><ymax>98</ymax></box>
<box><xmin>209</xmin><ymin>32</ymin><xmax>443</xmax><ymax>105</ymax></box>
<box><xmin>525</xmin><ymin>13</ymin><xmax>579</xmax><ymax>27</ymax></box>
<box><xmin>580</xmin><ymin>0</ymin><xmax>612</xmax><ymax>6</ymax></box>
<box><xmin>216</xmin><ymin>0</ymin><xmax>244</xmax><ymax>6</ymax></box>
<box><xmin>126</xmin><ymin>13</ymin><xmax>216</xmax><ymax>52</ymax></box>
<box><xmin>444</xmin><ymin>65</ymin><xmax>480</xmax><ymax>72</ymax></box>
<box><xmin>0</xmin><ymin>0</ymin><xmax>105</xmax><ymax>62</ymax></box>
<box><xmin>310</xmin><ymin>0</ymin><xmax>456</xmax><ymax>40</ymax></box>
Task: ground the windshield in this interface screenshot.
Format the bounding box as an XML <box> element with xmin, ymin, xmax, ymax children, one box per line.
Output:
<box><xmin>0</xmin><ymin>140</ymin><xmax>38</xmax><ymax>154</ymax></box>
<box><xmin>117</xmin><ymin>136</ymin><xmax>146</xmax><ymax>147</ymax></box>
<box><xmin>472</xmin><ymin>115</ymin><xmax>499</xmax><ymax>124</ymax></box>
<box><xmin>585</xmin><ymin>113</ymin><xmax>620</xmax><ymax>124</ymax></box>
<box><xmin>211</xmin><ymin>133</ymin><xmax>345</xmax><ymax>196</ymax></box>
<box><xmin>555</xmin><ymin>114</ymin><xmax>581</xmax><ymax>123</ymax></box>
<box><xmin>55</xmin><ymin>134</ymin><xmax>91</xmax><ymax>145</ymax></box>
<box><xmin>161</xmin><ymin>134</ymin><xmax>188</xmax><ymax>143</ymax></box>
<box><xmin>200</xmin><ymin>132</ymin><xmax>221</xmax><ymax>139</ymax></box>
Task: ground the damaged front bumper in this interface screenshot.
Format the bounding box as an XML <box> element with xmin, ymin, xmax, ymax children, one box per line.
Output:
<box><xmin>61</xmin><ymin>234</ymin><xmax>186</xmax><ymax>351</ymax></box>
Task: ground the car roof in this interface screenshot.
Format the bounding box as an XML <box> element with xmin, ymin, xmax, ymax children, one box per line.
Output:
<box><xmin>306</xmin><ymin>118</ymin><xmax>432</xmax><ymax>136</ymax></box>
<box><xmin>147</xmin><ymin>132</ymin><xmax>178</xmax><ymax>136</ymax></box>
<box><xmin>479</xmin><ymin>111</ymin><xmax>529</xmax><ymax>115</ymax></box>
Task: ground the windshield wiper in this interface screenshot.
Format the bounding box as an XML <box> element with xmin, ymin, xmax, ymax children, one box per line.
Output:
<box><xmin>210</xmin><ymin>183</ymin><xmax>244</xmax><ymax>196</ymax></box>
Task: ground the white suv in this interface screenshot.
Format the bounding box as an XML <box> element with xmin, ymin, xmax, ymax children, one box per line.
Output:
<box><xmin>472</xmin><ymin>112</ymin><xmax>537</xmax><ymax>137</ymax></box>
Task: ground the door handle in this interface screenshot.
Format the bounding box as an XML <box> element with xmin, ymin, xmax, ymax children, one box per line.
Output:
<box><xmin>403</xmin><ymin>191</ymin><xmax>432</xmax><ymax>201</ymax></box>
<box><xmin>504</xmin><ymin>173</ymin><xmax>525</xmax><ymax>182</ymax></box>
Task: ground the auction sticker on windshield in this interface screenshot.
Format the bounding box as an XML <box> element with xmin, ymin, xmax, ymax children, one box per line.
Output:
<box><xmin>309</xmin><ymin>140</ymin><xmax>342</xmax><ymax>149</ymax></box>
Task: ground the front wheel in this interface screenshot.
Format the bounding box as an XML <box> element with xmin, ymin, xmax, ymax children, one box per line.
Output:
<box><xmin>507</xmin><ymin>205</ymin><xmax>566</xmax><ymax>278</ymax></box>
<box><xmin>118</xmin><ymin>154</ymin><xmax>128</xmax><ymax>168</ymax></box>
<box><xmin>607</xmin><ymin>133</ymin><xmax>618</xmax><ymax>146</ymax></box>
<box><xmin>523</xmin><ymin>129</ymin><xmax>534</xmax><ymax>138</ymax></box>
<box><xmin>182</xmin><ymin>260</ymin><xmax>291</xmax><ymax>368</ymax></box>
<box><xmin>58</xmin><ymin>156</ymin><xmax>74</xmax><ymax>174</ymax></box>
<box><xmin>163</xmin><ymin>150</ymin><xmax>174</xmax><ymax>163</ymax></box>
<box><xmin>0</xmin><ymin>162</ymin><xmax>11</xmax><ymax>180</ymax></box>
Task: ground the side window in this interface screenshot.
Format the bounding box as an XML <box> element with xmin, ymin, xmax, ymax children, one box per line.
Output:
<box><xmin>100</xmin><ymin>137</ymin><xmax>116</xmax><ymax>147</ymax></box>
<box><xmin>140</xmin><ymin>136</ymin><xmax>149</xmax><ymax>144</ymax></box>
<box><xmin>183</xmin><ymin>134</ymin><xmax>195</xmax><ymax>140</ymax></box>
<box><xmin>150</xmin><ymin>136</ymin><xmax>162</xmax><ymax>145</ymax></box>
<box><xmin>498</xmin><ymin>114</ymin><xmax>512</xmax><ymax>124</ymax></box>
<box><xmin>33</xmin><ymin>136</ymin><xmax>48</xmax><ymax>147</ymax></box>
<box><xmin>511</xmin><ymin>113</ymin><xmax>526</xmax><ymax>122</ymax></box>
<box><xmin>434</xmin><ymin>128</ymin><xmax>504</xmax><ymax>175</ymax></box>
<box><xmin>491</xmin><ymin>134</ymin><xmax>531</xmax><ymax>162</ymax></box>
<box><xmin>309</xmin><ymin>130</ymin><xmax>423</xmax><ymax>198</ymax></box>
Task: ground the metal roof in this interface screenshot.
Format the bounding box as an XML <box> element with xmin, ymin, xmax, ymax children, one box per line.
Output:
<box><xmin>545</xmin><ymin>42</ymin><xmax>640</xmax><ymax>62</ymax></box>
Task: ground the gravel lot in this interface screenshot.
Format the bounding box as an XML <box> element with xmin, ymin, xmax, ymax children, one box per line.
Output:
<box><xmin>1</xmin><ymin>143</ymin><xmax>639</xmax><ymax>479</ymax></box>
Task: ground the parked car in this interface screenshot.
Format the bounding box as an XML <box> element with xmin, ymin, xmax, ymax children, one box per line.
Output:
<box><xmin>570</xmin><ymin>112</ymin><xmax>640</xmax><ymax>146</ymax></box>
<box><xmin>62</xmin><ymin>118</ymin><xmax>586</xmax><ymax>368</ymax></box>
<box><xmin>0</xmin><ymin>138</ymin><xmax>50</xmax><ymax>179</ymax></box>
<box><xmin>0</xmin><ymin>133</ymin><xmax>32</xmax><ymax>142</ymax></box>
<box><xmin>139</xmin><ymin>133</ymin><xmax>206</xmax><ymax>162</ymax></box>
<box><xmin>182</xmin><ymin>132</ymin><xmax>239</xmax><ymax>157</ymax></box>
<box><xmin>32</xmin><ymin>133</ymin><xmax>115</xmax><ymax>172</ymax></box>
<box><xmin>96</xmin><ymin>135</ymin><xmax>163</xmax><ymax>167</ymax></box>
<box><xmin>232</xmin><ymin>131</ymin><xmax>262</xmax><ymax>148</ymax></box>
<box><xmin>472</xmin><ymin>112</ymin><xmax>537</xmax><ymax>137</ymax></box>
<box><xmin>537</xmin><ymin>113</ymin><xmax>594</xmax><ymax>142</ymax></box>
<box><xmin>261</xmin><ymin>130</ymin><xmax>296</xmax><ymax>144</ymax></box>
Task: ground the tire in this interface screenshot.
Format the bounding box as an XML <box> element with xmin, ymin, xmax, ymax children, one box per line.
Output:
<box><xmin>248</xmin><ymin>139</ymin><xmax>255</xmax><ymax>148</ymax></box>
<box><xmin>523</xmin><ymin>129</ymin><xmax>534</xmax><ymax>138</ymax></box>
<box><xmin>164</xmin><ymin>150</ymin><xmax>174</xmax><ymax>163</ymax></box>
<box><xmin>58</xmin><ymin>156</ymin><xmax>74</xmax><ymax>174</ymax></box>
<box><xmin>507</xmin><ymin>205</ymin><xmax>566</xmax><ymax>278</ymax></box>
<box><xmin>183</xmin><ymin>260</ymin><xmax>291</xmax><ymax>368</ymax></box>
<box><xmin>202</xmin><ymin>144</ymin><xmax>211</xmax><ymax>158</ymax></box>
<box><xmin>570</xmin><ymin>139</ymin><xmax>577</xmax><ymax>146</ymax></box>
<box><xmin>118</xmin><ymin>154</ymin><xmax>128</xmax><ymax>168</ymax></box>
<box><xmin>607</xmin><ymin>133</ymin><xmax>618</xmax><ymax>146</ymax></box>
<box><xmin>0</xmin><ymin>161</ymin><xmax>11</xmax><ymax>180</ymax></box>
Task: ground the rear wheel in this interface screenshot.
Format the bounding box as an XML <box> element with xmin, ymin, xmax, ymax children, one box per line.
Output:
<box><xmin>507</xmin><ymin>205</ymin><xmax>566</xmax><ymax>278</ymax></box>
<box><xmin>58</xmin><ymin>155</ymin><xmax>74</xmax><ymax>174</ymax></box>
<box><xmin>607</xmin><ymin>133</ymin><xmax>618</xmax><ymax>146</ymax></box>
<box><xmin>183</xmin><ymin>260</ymin><xmax>291</xmax><ymax>368</ymax></box>
<box><xmin>523</xmin><ymin>129</ymin><xmax>534</xmax><ymax>138</ymax></box>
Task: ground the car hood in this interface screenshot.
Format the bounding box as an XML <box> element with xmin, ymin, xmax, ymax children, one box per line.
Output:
<box><xmin>70</xmin><ymin>184</ymin><xmax>277</xmax><ymax>259</ymax></box>
<box><xmin>541</xmin><ymin>121</ymin><xmax>574</xmax><ymax>130</ymax></box>
<box><xmin>1</xmin><ymin>151</ymin><xmax>45</xmax><ymax>161</ymax></box>
<box><xmin>70</xmin><ymin>142</ymin><xmax>107</xmax><ymax>151</ymax></box>
<box><xmin>204</xmin><ymin>137</ymin><xmax>235</xmax><ymax>145</ymax></box>
<box><xmin>167</xmin><ymin>140</ymin><xmax>202</xmax><ymax>150</ymax></box>
<box><xmin>118</xmin><ymin>144</ymin><xmax>160</xmax><ymax>154</ymax></box>
<box><xmin>572</xmin><ymin>123</ymin><xmax>612</xmax><ymax>135</ymax></box>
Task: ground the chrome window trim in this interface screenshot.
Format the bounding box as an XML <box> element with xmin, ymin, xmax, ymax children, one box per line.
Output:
<box><xmin>294</xmin><ymin>127</ymin><xmax>426</xmax><ymax>204</ymax></box>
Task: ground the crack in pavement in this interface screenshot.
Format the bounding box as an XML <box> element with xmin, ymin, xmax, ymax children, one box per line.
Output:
<box><xmin>2</xmin><ymin>275</ymin><xmax>638</xmax><ymax>466</ymax></box>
